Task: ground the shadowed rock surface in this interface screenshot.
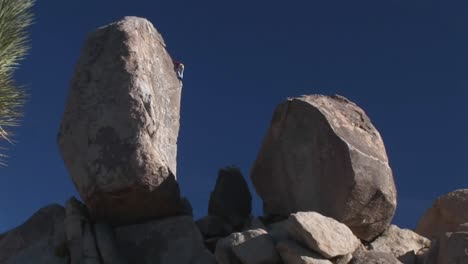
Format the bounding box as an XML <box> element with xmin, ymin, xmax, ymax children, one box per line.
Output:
<box><xmin>434</xmin><ymin>232</ymin><xmax>468</xmax><ymax>264</ymax></box>
<box><xmin>64</xmin><ymin>197</ymin><xmax>100</xmax><ymax>264</ymax></box>
<box><xmin>267</xmin><ymin>220</ymin><xmax>290</xmax><ymax>245</ymax></box>
<box><xmin>251</xmin><ymin>95</ymin><xmax>397</xmax><ymax>241</ymax></box>
<box><xmin>209</xmin><ymin>167</ymin><xmax>252</xmax><ymax>228</ymax></box>
<box><xmin>243</xmin><ymin>217</ymin><xmax>267</xmax><ymax>231</ymax></box>
<box><xmin>114</xmin><ymin>216</ymin><xmax>215</xmax><ymax>264</ymax></box>
<box><xmin>0</xmin><ymin>205</ymin><xmax>67</xmax><ymax>264</ymax></box>
<box><xmin>215</xmin><ymin>228</ymin><xmax>279</xmax><ymax>264</ymax></box>
<box><xmin>58</xmin><ymin>16</ymin><xmax>184</xmax><ymax>224</ymax></box>
<box><xmin>196</xmin><ymin>215</ymin><xmax>233</xmax><ymax>239</ymax></box>
<box><xmin>232</xmin><ymin>232</ymin><xmax>280</xmax><ymax>264</ymax></box>
<box><xmin>94</xmin><ymin>223</ymin><xmax>126</xmax><ymax>264</ymax></box>
<box><xmin>416</xmin><ymin>189</ymin><xmax>468</xmax><ymax>240</ymax></box>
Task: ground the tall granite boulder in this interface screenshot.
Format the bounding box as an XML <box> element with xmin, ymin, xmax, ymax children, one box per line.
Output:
<box><xmin>416</xmin><ymin>189</ymin><xmax>468</xmax><ymax>240</ymax></box>
<box><xmin>0</xmin><ymin>205</ymin><xmax>68</xmax><ymax>264</ymax></box>
<box><xmin>251</xmin><ymin>95</ymin><xmax>397</xmax><ymax>241</ymax></box>
<box><xmin>58</xmin><ymin>16</ymin><xmax>184</xmax><ymax>224</ymax></box>
<box><xmin>209</xmin><ymin>167</ymin><xmax>252</xmax><ymax>228</ymax></box>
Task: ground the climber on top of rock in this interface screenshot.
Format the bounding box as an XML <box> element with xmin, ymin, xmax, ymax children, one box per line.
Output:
<box><xmin>173</xmin><ymin>60</ymin><xmax>184</xmax><ymax>80</ymax></box>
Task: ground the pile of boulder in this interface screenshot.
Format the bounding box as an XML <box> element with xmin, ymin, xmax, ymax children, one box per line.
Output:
<box><xmin>194</xmin><ymin>95</ymin><xmax>434</xmax><ymax>264</ymax></box>
<box><xmin>0</xmin><ymin>16</ymin><xmax>466</xmax><ymax>264</ymax></box>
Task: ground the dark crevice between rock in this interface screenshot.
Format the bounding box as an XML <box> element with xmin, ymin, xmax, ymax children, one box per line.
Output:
<box><xmin>90</xmin><ymin>222</ymin><xmax>104</xmax><ymax>264</ymax></box>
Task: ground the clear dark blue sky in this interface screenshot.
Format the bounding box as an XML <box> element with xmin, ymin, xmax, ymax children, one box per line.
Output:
<box><xmin>1</xmin><ymin>0</ymin><xmax>467</xmax><ymax>232</ymax></box>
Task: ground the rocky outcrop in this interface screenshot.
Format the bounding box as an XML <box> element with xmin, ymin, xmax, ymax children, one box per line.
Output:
<box><xmin>209</xmin><ymin>167</ymin><xmax>252</xmax><ymax>228</ymax></box>
<box><xmin>215</xmin><ymin>228</ymin><xmax>280</xmax><ymax>264</ymax></box>
<box><xmin>0</xmin><ymin>205</ymin><xmax>67</xmax><ymax>264</ymax></box>
<box><xmin>251</xmin><ymin>95</ymin><xmax>397</xmax><ymax>241</ymax></box>
<box><xmin>4</xmin><ymin>197</ymin><xmax>214</xmax><ymax>264</ymax></box>
<box><xmin>287</xmin><ymin>212</ymin><xmax>360</xmax><ymax>258</ymax></box>
<box><xmin>416</xmin><ymin>189</ymin><xmax>468</xmax><ymax>240</ymax></box>
<box><xmin>4</xmin><ymin>11</ymin><xmax>462</xmax><ymax>262</ymax></box>
<box><xmin>370</xmin><ymin>225</ymin><xmax>430</xmax><ymax>264</ymax></box>
<box><xmin>58</xmin><ymin>16</ymin><xmax>184</xmax><ymax>224</ymax></box>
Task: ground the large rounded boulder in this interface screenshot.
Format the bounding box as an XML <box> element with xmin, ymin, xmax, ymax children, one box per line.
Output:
<box><xmin>58</xmin><ymin>17</ymin><xmax>183</xmax><ymax>224</ymax></box>
<box><xmin>250</xmin><ymin>94</ymin><xmax>397</xmax><ymax>241</ymax></box>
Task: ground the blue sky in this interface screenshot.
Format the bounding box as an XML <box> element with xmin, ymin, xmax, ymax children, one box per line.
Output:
<box><xmin>0</xmin><ymin>0</ymin><xmax>467</xmax><ymax>232</ymax></box>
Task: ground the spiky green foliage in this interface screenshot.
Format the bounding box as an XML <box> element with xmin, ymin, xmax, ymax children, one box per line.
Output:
<box><xmin>0</xmin><ymin>0</ymin><xmax>34</xmax><ymax>164</ymax></box>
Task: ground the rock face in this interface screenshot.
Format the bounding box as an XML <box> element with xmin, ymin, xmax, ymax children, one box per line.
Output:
<box><xmin>209</xmin><ymin>167</ymin><xmax>252</xmax><ymax>228</ymax></box>
<box><xmin>336</xmin><ymin>254</ymin><xmax>353</xmax><ymax>264</ymax></box>
<box><xmin>287</xmin><ymin>212</ymin><xmax>360</xmax><ymax>258</ymax></box>
<box><xmin>0</xmin><ymin>205</ymin><xmax>68</xmax><ymax>264</ymax></box>
<box><xmin>267</xmin><ymin>220</ymin><xmax>290</xmax><ymax>245</ymax></box>
<box><xmin>370</xmin><ymin>225</ymin><xmax>430</xmax><ymax>264</ymax></box>
<box><xmin>58</xmin><ymin>16</ymin><xmax>184</xmax><ymax>224</ymax></box>
<box><xmin>276</xmin><ymin>240</ymin><xmax>333</xmax><ymax>264</ymax></box>
<box><xmin>350</xmin><ymin>251</ymin><xmax>403</xmax><ymax>264</ymax></box>
<box><xmin>416</xmin><ymin>247</ymin><xmax>431</xmax><ymax>264</ymax></box>
<box><xmin>251</xmin><ymin>95</ymin><xmax>397</xmax><ymax>241</ymax></box>
<box><xmin>232</xmin><ymin>233</ymin><xmax>280</xmax><ymax>264</ymax></box>
<box><xmin>196</xmin><ymin>215</ymin><xmax>233</xmax><ymax>239</ymax></box>
<box><xmin>243</xmin><ymin>217</ymin><xmax>267</xmax><ymax>231</ymax></box>
<box><xmin>94</xmin><ymin>224</ymin><xmax>125</xmax><ymax>264</ymax></box>
<box><xmin>437</xmin><ymin>232</ymin><xmax>468</xmax><ymax>264</ymax></box>
<box><xmin>416</xmin><ymin>189</ymin><xmax>468</xmax><ymax>240</ymax></box>
<box><xmin>456</xmin><ymin>223</ymin><xmax>468</xmax><ymax>232</ymax></box>
<box><xmin>422</xmin><ymin>231</ymin><xmax>468</xmax><ymax>264</ymax></box>
<box><xmin>64</xmin><ymin>197</ymin><xmax>100</xmax><ymax>264</ymax></box>
<box><xmin>82</xmin><ymin>223</ymin><xmax>100</xmax><ymax>264</ymax></box>
<box><xmin>114</xmin><ymin>216</ymin><xmax>215</xmax><ymax>264</ymax></box>
<box><xmin>215</xmin><ymin>228</ymin><xmax>280</xmax><ymax>264</ymax></box>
